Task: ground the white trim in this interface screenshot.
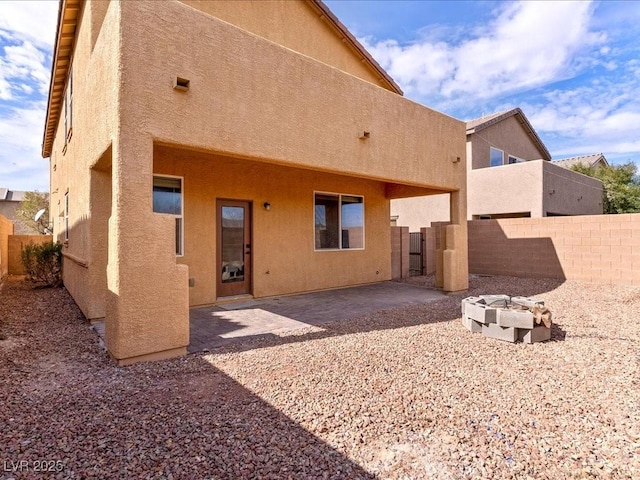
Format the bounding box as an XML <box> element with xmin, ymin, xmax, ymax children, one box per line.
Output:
<box><xmin>313</xmin><ymin>190</ymin><xmax>365</xmax><ymax>251</ymax></box>
<box><xmin>64</xmin><ymin>191</ymin><xmax>69</xmax><ymax>241</ymax></box>
<box><xmin>152</xmin><ymin>174</ymin><xmax>184</xmax><ymax>257</ymax></box>
<box><xmin>490</xmin><ymin>147</ymin><xmax>504</xmax><ymax>167</ymax></box>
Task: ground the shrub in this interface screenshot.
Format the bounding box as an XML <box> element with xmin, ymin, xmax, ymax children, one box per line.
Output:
<box><xmin>20</xmin><ymin>241</ymin><xmax>63</xmax><ymax>288</ymax></box>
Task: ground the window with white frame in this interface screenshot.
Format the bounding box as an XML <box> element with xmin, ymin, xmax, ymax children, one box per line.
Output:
<box><xmin>153</xmin><ymin>175</ymin><xmax>183</xmax><ymax>256</ymax></box>
<box><xmin>64</xmin><ymin>192</ymin><xmax>69</xmax><ymax>241</ymax></box>
<box><xmin>490</xmin><ymin>147</ymin><xmax>504</xmax><ymax>167</ymax></box>
<box><xmin>508</xmin><ymin>155</ymin><xmax>525</xmax><ymax>164</ymax></box>
<box><xmin>64</xmin><ymin>67</ymin><xmax>73</xmax><ymax>143</ymax></box>
<box><xmin>314</xmin><ymin>192</ymin><xmax>364</xmax><ymax>250</ymax></box>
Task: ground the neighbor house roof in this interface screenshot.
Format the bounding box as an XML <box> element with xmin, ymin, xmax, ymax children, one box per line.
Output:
<box><xmin>42</xmin><ymin>0</ymin><xmax>401</xmax><ymax>158</ymax></box>
<box><xmin>0</xmin><ymin>188</ymin><xmax>26</xmax><ymax>202</ymax></box>
<box><xmin>553</xmin><ymin>153</ymin><xmax>609</xmax><ymax>169</ymax></box>
<box><xmin>465</xmin><ymin>108</ymin><xmax>552</xmax><ymax>161</ymax></box>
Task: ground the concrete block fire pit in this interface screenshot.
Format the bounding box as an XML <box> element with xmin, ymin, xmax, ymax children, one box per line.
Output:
<box><xmin>461</xmin><ymin>296</ymin><xmax>552</xmax><ymax>343</ymax></box>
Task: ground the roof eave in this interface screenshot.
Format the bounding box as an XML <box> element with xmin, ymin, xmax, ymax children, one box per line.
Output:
<box><xmin>309</xmin><ymin>0</ymin><xmax>403</xmax><ymax>95</ymax></box>
<box><xmin>41</xmin><ymin>0</ymin><xmax>82</xmax><ymax>159</ymax></box>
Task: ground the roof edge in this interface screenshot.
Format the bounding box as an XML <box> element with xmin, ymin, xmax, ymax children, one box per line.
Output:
<box><xmin>41</xmin><ymin>0</ymin><xmax>66</xmax><ymax>158</ymax></box>
<box><xmin>466</xmin><ymin>108</ymin><xmax>551</xmax><ymax>162</ymax></box>
<box><xmin>308</xmin><ymin>0</ymin><xmax>403</xmax><ymax>95</ymax></box>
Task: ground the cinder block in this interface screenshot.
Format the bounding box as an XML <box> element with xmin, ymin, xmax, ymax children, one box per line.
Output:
<box><xmin>497</xmin><ymin>309</ymin><xmax>534</xmax><ymax>329</ymax></box>
<box><xmin>511</xmin><ymin>296</ymin><xmax>544</xmax><ymax>308</ymax></box>
<box><xmin>461</xmin><ymin>315</ymin><xmax>483</xmax><ymax>333</ymax></box>
<box><xmin>465</xmin><ymin>301</ymin><xmax>497</xmax><ymax>324</ymax></box>
<box><xmin>479</xmin><ymin>295</ymin><xmax>510</xmax><ymax>307</ymax></box>
<box><xmin>518</xmin><ymin>325</ymin><xmax>551</xmax><ymax>344</ymax></box>
<box><xmin>482</xmin><ymin>323</ymin><xmax>517</xmax><ymax>343</ymax></box>
<box><xmin>461</xmin><ymin>296</ymin><xmax>482</xmax><ymax>314</ymax></box>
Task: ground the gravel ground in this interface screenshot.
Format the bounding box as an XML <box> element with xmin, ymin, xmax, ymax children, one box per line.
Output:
<box><xmin>1</xmin><ymin>274</ymin><xmax>639</xmax><ymax>479</ymax></box>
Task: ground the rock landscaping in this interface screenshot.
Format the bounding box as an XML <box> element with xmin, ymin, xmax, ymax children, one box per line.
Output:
<box><xmin>1</xmin><ymin>274</ymin><xmax>639</xmax><ymax>479</ymax></box>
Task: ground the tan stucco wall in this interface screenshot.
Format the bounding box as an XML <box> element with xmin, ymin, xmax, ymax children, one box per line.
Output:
<box><xmin>155</xmin><ymin>145</ymin><xmax>392</xmax><ymax>305</ymax></box>
<box><xmin>390</xmin><ymin>194</ymin><xmax>450</xmax><ymax>231</ymax></box>
<box><xmin>0</xmin><ymin>215</ymin><xmax>13</xmax><ymax>277</ymax></box>
<box><xmin>121</xmin><ymin>1</ymin><xmax>466</xmax><ymax>191</ymax></box>
<box><xmin>468</xmin><ymin>160</ymin><xmax>545</xmax><ymax>218</ymax></box>
<box><xmin>180</xmin><ymin>0</ymin><xmax>390</xmax><ymax>91</ymax></box>
<box><xmin>469</xmin><ymin>116</ymin><xmax>547</xmax><ymax>170</ymax></box>
<box><xmin>49</xmin><ymin>0</ymin><xmax>121</xmax><ymax>321</ymax></box>
<box><xmin>542</xmin><ymin>161</ymin><xmax>603</xmax><ymax>216</ymax></box>
<box><xmin>468</xmin><ymin>160</ymin><xmax>603</xmax><ymax>219</ymax></box>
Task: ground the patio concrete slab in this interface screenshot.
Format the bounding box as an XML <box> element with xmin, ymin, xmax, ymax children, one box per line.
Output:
<box><xmin>189</xmin><ymin>281</ymin><xmax>444</xmax><ymax>353</ymax></box>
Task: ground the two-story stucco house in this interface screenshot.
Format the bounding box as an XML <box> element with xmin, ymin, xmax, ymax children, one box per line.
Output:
<box><xmin>42</xmin><ymin>0</ymin><xmax>468</xmax><ymax>364</ymax></box>
<box><xmin>392</xmin><ymin>108</ymin><xmax>604</xmax><ymax>229</ymax></box>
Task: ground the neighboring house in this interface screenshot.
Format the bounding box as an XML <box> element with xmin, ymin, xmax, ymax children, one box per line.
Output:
<box><xmin>0</xmin><ymin>188</ymin><xmax>31</xmax><ymax>235</ymax></box>
<box><xmin>391</xmin><ymin>108</ymin><xmax>604</xmax><ymax>229</ymax></box>
<box><xmin>42</xmin><ymin>0</ymin><xmax>468</xmax><ymax>364</ymax></box>
<box><xmin>553</xmin><ymin>153</ymin><xmax>609</xmax><ymax>170</ymax></box>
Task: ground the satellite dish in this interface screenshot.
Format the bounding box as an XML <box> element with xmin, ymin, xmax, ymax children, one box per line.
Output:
<box><xmin>34</xmin><ymin>208</ymin><xmax>46</xmax><ymax>222</ymax></box>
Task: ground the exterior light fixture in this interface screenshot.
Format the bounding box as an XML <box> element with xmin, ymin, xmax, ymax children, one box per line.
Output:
<box><xmin>359</xmin><ymin>131</ymin><xmax>370</xmax><ymax>139</ymax></box>
<box><xmin>263</xmin><ymin>202</ymin><xmax>271</xmax><ymax>211</ymax></box>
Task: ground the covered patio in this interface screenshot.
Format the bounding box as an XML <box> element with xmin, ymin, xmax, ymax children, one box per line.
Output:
<box><xmin>189</xmin><ymin>281</ymin><xmax>445</xmax><ymax>352</ymax></box>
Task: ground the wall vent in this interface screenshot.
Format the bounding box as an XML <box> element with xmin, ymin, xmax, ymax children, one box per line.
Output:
<box><xmin>173</xmin><ymin>77</ymin><xmax>190</xmax><ymax>91</ymax></box>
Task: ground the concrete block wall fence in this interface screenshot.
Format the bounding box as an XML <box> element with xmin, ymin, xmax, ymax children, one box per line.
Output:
<box><xmin>419</xmin><ymin>213</ymin><xmax>640</xmax><ymax>286</ymax></box>
<box><xmin>391</xmin><ymin>226</ymin><xmax>410</xmax><ymax>280</ymax></box>
<box><xmin>467</xmin><ymin>214</ymin><xmax>640</xmax><ymax>285</ymax></box>
<box><xmin>0</xmin><ymin>215</ymin><xmax>14</xmax><ymax>277</ymax></box>
<box><xmin>7</xmin><ymin>235</ymin><xmax>54</xmax><ymax>275</ymax></box>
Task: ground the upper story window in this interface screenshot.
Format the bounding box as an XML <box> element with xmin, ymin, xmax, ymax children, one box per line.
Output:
<box><xmin>153</xmin><ymin>175</ymin><xmax>183</xmax><ymax>256</ymax></box>
<box><xmin>508</xmin><ymin>155</ymin><xmax>525</xmax><ymax>164</ymax></box>
<box><xmin>64</xmin><ymin>67</ymin><xmax>73</xmax><ymax>144</ymax></box>
<box><xmin>64</xmin><ymin>191</ymin><xmax>69</xmax><ymax>242</ymax></box>
<box><xmin>490</xmin><ymin>147</ymin><xmax>504</xmax><ymax>167</ymax></box>
<box><xmin>314</xmin><ymin>192</ymin><xmax>364</xmax><ymax>250</ymax></box>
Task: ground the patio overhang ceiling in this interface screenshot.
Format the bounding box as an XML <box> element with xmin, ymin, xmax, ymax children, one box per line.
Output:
<box><xmin>42</xmin><ymin>0</ymin><xmax>82</xmax><ymax>158</ymax></box>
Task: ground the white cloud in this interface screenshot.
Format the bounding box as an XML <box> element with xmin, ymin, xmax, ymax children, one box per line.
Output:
<box><xmin>0</xmin><ymin>1</ymin><xmax>57</xmax><ymax>191</ymax></box>
<box><xmin>0</xmin><ymin>102</ymin><xmax>49</xmax><ymax>191</ymax></box>
<box><xmin>0</xmin><ymin>1</ymin><xmax>58</xmax><ymax>48</ymax></box>
<box><xmin>363</xmin><ymin>1</ymin><xmax>604</xmax><ymax>108</ymax></box>
<box><xmin>525</xmin><ymin>75</ymin><xmax>640</xmax><ymax>161</ymax></box>
<box><xmin>0</xmin><ymin>41</ymin><xmax>50</xmax><ymax>99</ymax></box>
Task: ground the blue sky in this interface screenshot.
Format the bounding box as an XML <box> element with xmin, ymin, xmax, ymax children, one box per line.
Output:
<box><xmin>1</xmin><ymin>0</ymin><xmax>639</xmax><ymax>192</ymax></box>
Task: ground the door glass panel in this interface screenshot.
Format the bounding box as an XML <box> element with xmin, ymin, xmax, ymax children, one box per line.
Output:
<box><xmin>221</xmin><ymin>206</ymin><xmax>244</xmax><ymax>283</ymax></box>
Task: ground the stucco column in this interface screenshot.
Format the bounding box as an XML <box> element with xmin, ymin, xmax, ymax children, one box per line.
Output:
<box><xmin>105</xmin><ymin>134</ymin><xmax>189</xmax><ymax>364</ymax></box>
<box><xmin>442</xmin><ymin>190</ymin><xmax>469</xmax><ymax>292</ymax></box>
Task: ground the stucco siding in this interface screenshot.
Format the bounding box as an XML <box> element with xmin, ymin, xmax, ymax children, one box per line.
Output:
<box><xmin>542</xmin><ymin>161</ymin><xmax>603</xmax><ymax>216</ymax></box>
<box><xmin>468</xmin><ymin>161</ymin><xmax>544</xmax><ymax>218</ymax></box>
<box><xmin>154</xmin><ymin>145</ymin><xmax>392</xmax><ymax>305</ymax></box>
<box><xmin>48</xmin><ymin>0</ymin><xmax>121</xmax><ymax>320</ymax></box>
<box><xmin>390</xmin><ymin>194</ymin><xmax>450</xmax><ymax>231</ymax></box>
<box><xmin>44</xmin><ymin>0</ymin><xmax>469</xmax><ymax>363</ymax></box>
<box><xmin>179</xmin><ymin>0</ymin><xmax>388</xmax><ymax>91</ymax></box>
<box><xmin>469</xmin><ymin>116</ymin><xmax>547</xmax><ymax>170</ymax></box>
<box><xmin>120</xmin><ymin>1</ymin><xmax>466</xmax><ymax>191</ymax></box>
